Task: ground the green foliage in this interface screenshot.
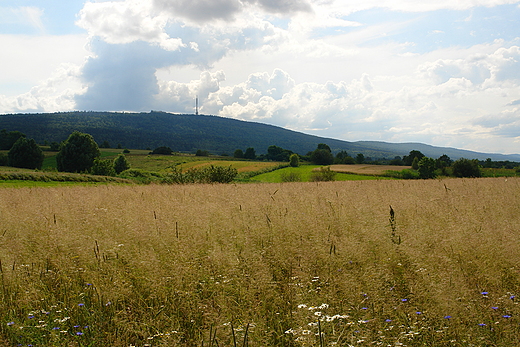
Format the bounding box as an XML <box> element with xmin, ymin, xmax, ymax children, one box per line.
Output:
<box><xmin>152</xmin><ymin>146</ymin><xmax>173</xmax><ymax>155</ymax></box>
<box><xmin>411</xmin><ymin>157</ymin><xmax>419</xmax><ymax>170</ymax></box>
<box><xmin>0</xmin><ymin>152</ymin><xmax>8</xmax><ymax>166</ymax></box>
<box><xmin>452</xmin><ymin>158</ymin><xmax>482</xmax><ymax>177</ymax></box>
<box><xmin>289</xmin><ymin>153</ymin><xmax>299</xmax><ymax>167</ymax></box>
<box><xmin>56</xmin><ymin>131</ymin><xmax>100</xmax><ymax>173</ymax></box>
<box><xmin>384</xmin><ymin>169</ymin><xmax>420</xmax><ymax>179</ymax></box>
<box><xmin>49</xmin><ymin>141</ymin><xmax>61</xmax><ymax>151</ymax></box>
<box><xmin>280</xmin><ymin>171</ymin><xmax>301</xmax><ymax>182</ymax></box>
<box><xmin>123</xmin><ymin>148</ymin><xmax>130</xmax><ymax>154</ymax></box>
<box><xmin>5</xmin><ymin>138</ymin><xmax>40</xmax><ymax>169</ymax></box>
<box><xmin>91</xmin><ymin>159</ymin><xmax>116</xmax><ymax>176</ymax></box>
<box><xmin>317</xmin><ymin>143</ymin><xmax>331</xmax><ymax>152</ymax></box>
<box><xmin>403</xmin><ymin>150</ymin><xmax>425</xmax><ymax>166</ymax></box>
<box><xmin>310</xmin><ymin>149</ymin><xmax>334</xmax><ymax>165</ymax></box>
<box><xmin>436</xmin><ymin>154</ymin><xmax>452</xmax><ymax>168</ymax></box>
<box><xmin>265</xmin><ymin>145</ymin><xmax>293</xmax><ymax>161</ymax></box>
<box><xmin>8</xmin><ymin>137</ymin><xmax>45</xmax><ymax>170</ymax></box>
<box><xmin>0</xmin><ymin>129</ymin><xmax>25</xmax><ymax>150</ymax></box>
<box><xmin>113</xmin><ymin>154</ymin><xmax>130</xmax><ymax>174</ymax></box>
<box><xmin>335</xmin><ymin>151</ymin><xmax>355</xmax><ymax>164</ymax></box>
<box><xmin>389</xmin><ymin>156</ymin><xmax>404</xmax><ymax>165</ymax></box>
<box><xmin>310</xmin><ymin>166</ymin><xmax>336</xmax><ymax>181</ymax></box>
<box><xmin>244</xmin><ymin>147</ymin><xmax>256</xmax><ymax>159</ymax></box>
<box><xmin>356</xmin><ymin>153</ymin><xmax>365</xmax><ymax>164</ymax></box>
<box><xmin>99</xmin><ymin>140</ymin><xmax>110</xmax><ymax>148</ymax></box>
<box><xmin>417</xmin><ymin>157</ymin><xmax>437</xmax><ymax>179</ymax></box>
<box><xmin>164</xmin><ymin>165</ymin><xmax>238</xmax><ymax>184</ymax></box>
<box><xmin>233</xmin><ymin>149</ymin><xmax>244</xmax><ymax>158</ymax></box>
<box><xmin>195</xmin><ymin>149</ymin><xmax>210</xmax><ymax>156</ymax></box>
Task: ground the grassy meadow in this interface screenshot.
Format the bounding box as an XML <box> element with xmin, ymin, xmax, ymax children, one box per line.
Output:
<box><xmin>1</xmin><ymin>177</ymin><xmax>520</xmax><ymax>346</ymax></box>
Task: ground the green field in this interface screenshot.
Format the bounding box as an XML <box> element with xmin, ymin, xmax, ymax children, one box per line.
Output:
<box><xmin>1</xmin><ymin>178</ymin><xmax>520</xmax><ymax>346</ymax></box>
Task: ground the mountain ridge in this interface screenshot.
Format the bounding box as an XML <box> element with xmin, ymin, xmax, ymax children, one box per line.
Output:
<box><xmin>1</xmin><ymin>111</ymin><xmax>519</xmax><ymax>162</ymax></box>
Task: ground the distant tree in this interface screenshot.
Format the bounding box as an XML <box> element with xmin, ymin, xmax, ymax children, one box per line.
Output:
<box><xmin>244</xmin><ymin>147</ymin><xmax>256</xmax><ymax>160</ymax></box>
<box><xmin>335</xmin><ymin>151</ymin><xmax>355</xmax><ymax>164</ymax></box>
<box><xmin>113</xmin><ymin>154</ymin><xmax>130</xmax><ymax>174</ymax></box>
<box><xmin>411</xmin><ymin>157</ymin><xmax>420</xmax><ymax>170</ymax></box>
<box><xmin>289</xmin><ymin>153</ymin><xmax>300</xmax><ymax>167</ymax></box>
<box><xmin>389</xmin><ymin>156</ymin><xmax>404</xmax><ymax>165</ymax></box>
<box><xmin>436</xmin><ymin>154</ymin><xmax>452</xmax><ymax>168</ymax></box>
<box><xmin>452</xmin><ymin>158</ymin><xmax>481</xmax><ymax>177</ymax></box>
<box><xmin>123</xmin><ymin>148</ymin><xmax>130</xmax><ymax>154</ymax></box>
<box><xmin>195</xmin><ymin>149</ymin><xmax>209</xmax><ymax>156</ymax></box>
<box><xmin>0</xmin><ymin>153</ymin><xmax>7</xmax><ymax>166</ymax></box>
<box><xmin>91</xmin><ymin>159</ymin><xmax>116</xmax><ymax>176</ymax></box>
<box><xmin>100</xmin><ymin>140</ymin><xmax>111</xmax><ymax>148</ymax></box>
<box><xmin>234</xmin><ymin>149</ymin><xmax>244</xmax><ymax>158</ymax></box>
<box><xmin>152</xmin><ymin>146</ymin><xmax>173</xmax><ymax>155</ymax></box>
<box><xmin>266</xmin><ymin>145</ymin><xmax>293</xmax><ymax>161</ymax></box>
<box><xmin>403</xmin><ymin>150</ymin><xmax>425</xmax><ymax>166</ymax></box>
<box><xmin>310</xmin><ymin>149</ymin><xmax>334</xmax><ymax>165</ymax></box>
<box><xmin>8</xmin><ymin>137</ymin><xmax>44</xmax><ymax>170</ymax></box>
<box><xmin>356</xmin><ymin>153</ymin><xmax>365</xmax><ymax>164</ymax></box>
<box><xmin>417</xmin><ymin>157</ymin><xmax>437</xmax><ymax>179</ymax></box>
<box><xmin>317</xmin><ymin>143</ymin><xmax>332</xmax><ymax>152</ymax></box>
<box><xmin>0</xmin><ymin>130</ymin><xmax>25</xmax><ymax>150</ymax></box>
<box><xmin>49</xmin><ymin>141</ymin><xmax>62</xmax><ymax>152</ymax></box>
<box><xmin>56</xmin><ymin>131</ymin><xmax>100</xmax><ymax>173</ymax></box>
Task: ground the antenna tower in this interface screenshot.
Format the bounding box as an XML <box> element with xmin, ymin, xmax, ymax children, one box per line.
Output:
<box><xmin>195</xmin><ymin>96</ymin><xmax>199</xmax><ymax>115</ymax></box>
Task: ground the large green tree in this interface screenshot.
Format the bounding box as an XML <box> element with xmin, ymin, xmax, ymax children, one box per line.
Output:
<box><xmin>8</xmin><ymin>137</ymin><xmax>44</xmax><ymax>169</ymax></box>
<box><xmin>0</xmin><ymin>130</ymin><xmax>25</xmax><ymax>150</ymax></box>
<box><xmin>113</xmin><ymin>154</ymin><xmax>130</xmax><ymax>174</ymax></box>
<box><xmin>56</xmin><ymin>131</ymin><xmax>100</xmax><ymax>172</ymax></box>
<box><xmin>452</xmin><ymin>158</ymin><xmax>481</xmax><ymax>177</ymax></box>
<box><xmin>310</xmin><ymin>144</ymin><xmax>334</xmax><ymax>165</ymax></box>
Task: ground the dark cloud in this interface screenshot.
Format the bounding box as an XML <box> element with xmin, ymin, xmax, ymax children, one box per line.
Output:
<box><xmin>153</xmin><ymin>0</ymin><xmax>311</xmax><ymax>23</ymax></box>
<box><xmin>244</xmin><ymin>0</ymin><xmax>312</xmax><ymax>15</ymax></box>
<box><xmin>154</xmin><ymin>0</ymin><xmax>243</xmax><ymax>23</ymax></box>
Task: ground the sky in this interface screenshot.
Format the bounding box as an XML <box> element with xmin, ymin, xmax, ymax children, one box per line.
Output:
<box><xmin>1</xmin><ymin>0</ymin><xmax>520</xmax><ymax>155</ymax></box>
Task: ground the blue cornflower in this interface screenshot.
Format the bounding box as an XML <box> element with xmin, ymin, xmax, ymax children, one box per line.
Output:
<box><xmin>510</xmin><ymin>295</ymin><xmax>516</xmax><ymax>300</ymax></box>
<box><xmin>503</xmin><ymin>315</ymin><xmax>511</xmax><ymax>318</ymax></box>
<box><xmin>401</xmin><ymin>299</ymin><xmax>408</xmax><ymax>302</ymax></box>
<box><xmin>76</xmin><ymin>332</ymin><xmax>83</xmax><ymax>336</ymax></box>
<box><xmin>491</xmin><ymin>307</ymin><xmax>498</xmax><ymax>310</ymax></box>
<box><xmin>78</xmin><ymin>303</ymin><xmax>85</xmax><ymax>307</ymax></box>
<box><xmin>7</xmin><ymin>322</ymin><xmax>14</xmax><ymax>326</ymax></box>
<box><xmin>28</xmin><ymin>315</ymin><xmax>34</xmax><ymax>319</ymax></box>
<box><xmin>385</xmin><ymin>319</ymin><xmax>392</xmax><ymax>322</ymax></box>
<box><xmin>74</xmin><ymin>325</ymin><xmax>80</xmax><ymax>328</ymax></box>
<box><xmin>444</xmin><ymin>315</ymin><xmax>452</xmax><ymax>319</ymax></box>
<box><xmin>478</xmin><ymin>323</ymin><xmax>486</xmax><ymax>326</ymax></box>
<box><xmin>481</xmin><ymin>291</ymin><xmax>488</xmax><ymax>295</ymax></box>
<box><xmin>361</xmin><ymin>307</ymin><xmax>367</xmax><ymax>310</ymax></box>
<box><xmin>416</xmin><ymin>311</ymin><xmax>422</xmax><ymax>315</ymax></box>
<box><xmin>52</xmin><ymin>327</ymin><xmax>60</xmax><ymax>330</ymax></box>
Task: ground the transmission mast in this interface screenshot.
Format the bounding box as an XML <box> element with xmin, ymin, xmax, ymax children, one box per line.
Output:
<box><xmin>195</xmin><ymin>96</ymin><xmax>199</xmax><ymax>115</ymax></box>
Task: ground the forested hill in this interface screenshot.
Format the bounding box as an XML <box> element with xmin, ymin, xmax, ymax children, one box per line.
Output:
<box><xmin>1</xmin><ymin>111</ymin><xmax>519</xmax><ymax>161</ymax></box>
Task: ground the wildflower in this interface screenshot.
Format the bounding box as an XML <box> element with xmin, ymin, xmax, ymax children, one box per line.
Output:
<box><xmin>361</xmin><ymin>307</ymin><xmax>368</xmax><ymax>310</ymax></box>
<box><xmin>385</xmin><ymin>319</ymin><xmax>392</xmax><ymax>322</ymax></box>
<box><xmin>491</xmin><ymin>307</ymin><xmax>498</xmax><ymax>310</ymax></box>
<box><xmin>78</xmin><ymin>303</ymin><xmax>85</xmax><ymax>307</ymax></box>
<box><xmin>297</xmin><ymin>304</ymin><xmax>307</xmax><ymax>309</ymax></box>
<box><xmin>502</xmin><ymin>315</ymin><xmax>511</xmax><ymax>318</ymax></box>
<box><xmin>74</xmin><ymin>325</ymin><xmax>80</xmax><ymax>328</ymax></box>
<box><xmin>481</xmin><ymin>292</ymin><xmax>489</xmax><ymax>295</ymax></box>
<box><xmin>53</xmin><ymin>327</ymin><xmax>60</xmax><ymax>330</ymax></box>
<box><xmin>28</xmin><ymin>315</ymin><xmax>35</xmax><ymax>319</ymax></box>
<box><xmin>7</xmin><ymin>322</ymin><xmax>14</xmax><ymax>326</ymax></box>
<box><xmin>478</xmin><ymin>323</ymin><xmax>486</xmax><ymax>326</ymax></box>
<box><xmin>319</xmin><ymin>303</ymin><xmax>329</xmax><ymax>309</ymax></box>
<box><xmin>444</xmin><ymin>316</ymin><xmax>452</xmax><ymax>319</ymax></box>
<box><xmin>401</xmin><ymin>299</ymin><xmax>408</xmax><ymax>302</ymax></box>
<box><xmin>76</xmin><ymin>332</ymin><xmax>83</xmax><ymax>336</ymax></box>
<box><xmin>510</xmin><ymin>295</ymin><xmax>516</xmax><ymax>300</ymax></box>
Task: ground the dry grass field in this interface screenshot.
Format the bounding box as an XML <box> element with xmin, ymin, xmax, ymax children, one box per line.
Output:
<box><xmin>1</xmin><ymin>178</ymin><xmax>520</xmax><ymax>346</ymax></box>
<box><xmin>330</xmin><ymin>164</ymin><xmax>412</xmax><ymax>175</ymax></box>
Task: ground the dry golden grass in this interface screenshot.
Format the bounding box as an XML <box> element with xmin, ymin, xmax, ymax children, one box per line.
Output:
<box><xmin>1</xmin><ymin>178</ymin><xmax>520</xmax><ymax>346</ymax></box>
<box><xmin>330</xmin><ymin>164</ymin><xmax>412</xmax><ymax>175</ymax></box>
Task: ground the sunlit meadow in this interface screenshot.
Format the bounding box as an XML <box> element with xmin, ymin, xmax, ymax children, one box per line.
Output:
<box><xmin>1</xmin><ymin>178</ymin><xmax>520</xmax><ymax>346</ymax></box>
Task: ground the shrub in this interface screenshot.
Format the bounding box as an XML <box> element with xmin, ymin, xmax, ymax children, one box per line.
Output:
<box><xmin>8</xmin><ymin>137</ymin><xmax>45</xmax><ymax>170</ymax></box>
<box><xmin>113</xmin><ymin>154</ymin><xmax>130</xmax><ymax>174</ymax></box>
<box><xmin>310</xmin><ymin>167</ymin><xmax>336</xmax><ymax>182</ymax></box>
<box><xmin>0</xmin><ymin>152</ymin><xmax>8</xmax><ymax>166</ymax></box>
<box><xmin>91</xmin><ymin>159</ymin><xmax>116</xmax><ymax>176</ymax></box>
<box><xmin>418</xmin><ymin>157</ymin><xmax>437</xmax><ymax>179</ymax></box>
<box><xmin>56</xmin><ymin>131</ymin><xmax>100</xmax><ymax>173</ymax></box>
<box><xmin>234</xmin><ymin>149</ymin><xmax>244</xmax><ymax>158</ymax></box>
<box><xmin>152</xmin><ymin>146</ymin><xmax>173</xmax><ymax>155</ymax></box>
<box><xmin>281</xmin><ymin>171</ymin><xmax>301</xmax><ymax>182</ymax></box>
<box><xmin>195</xmin><ymin>149</ymin><xmax>210</xmax><ymax>156</ymax></box>
<box><xmin>452</xmin><ymin>158</ymin><xmax>481</xmax><ymax>177</ymax></box>
<box><xmin>289</xmin><ymin>154</ymin><xmax>299</xmax><ymax>167</ymax></box>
